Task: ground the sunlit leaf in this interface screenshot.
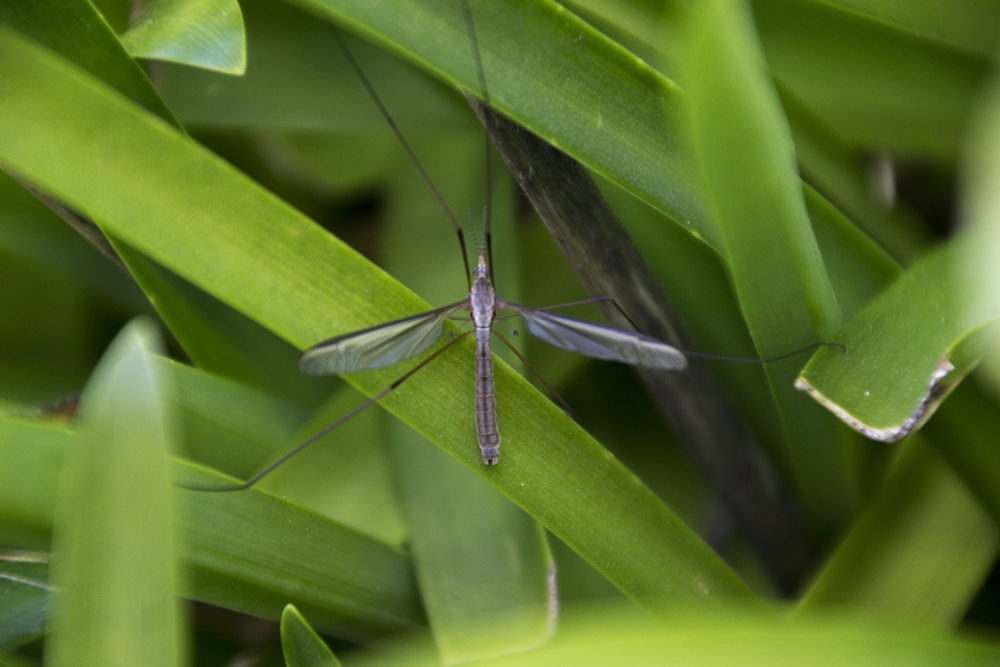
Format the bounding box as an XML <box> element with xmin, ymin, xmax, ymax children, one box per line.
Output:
<box><xmin>121</xmin><ymin>0</ymin><xmax>247</xmax><ymax>74</ymax></box>
<box><xmin>797</xmin><ymin>243</ymin><xmax>995</xmax><ymax>441</ymax></box>
<box><xmin>678</xmin><ymin>0</ymin><xmax>851</xmax><ymax>531</ymax></box>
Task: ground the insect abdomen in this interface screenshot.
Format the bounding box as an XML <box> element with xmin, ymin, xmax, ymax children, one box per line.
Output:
<box><xmin>474</xmin><ymin>327</ymin><xmax>500</xmax><ymax>465</ymax></box>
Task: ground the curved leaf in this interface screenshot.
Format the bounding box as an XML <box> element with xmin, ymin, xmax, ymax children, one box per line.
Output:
<box><xmin>797</xmin><ymin>243</ymin><xmax>994</xmax><ymax>441</ymax></box>
<box><xmin>121</xmin><ymin>0</ymin><xmax>247</xmax><ymax>74</ymax></box>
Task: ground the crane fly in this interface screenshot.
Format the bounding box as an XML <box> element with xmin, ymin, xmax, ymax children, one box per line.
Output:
<box><xmin>286</xmin><ymin>13</ymin><xmax>689</xmax><ymax>469</ymax></box>
<box><xmin>298</xmin><ymin>246</ymin><xmax>686</xmax><ymax>466</ymax></box>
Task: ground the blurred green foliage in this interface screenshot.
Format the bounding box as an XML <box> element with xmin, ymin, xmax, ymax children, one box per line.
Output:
<box><xmin>2</xmin><ymin>0</ymin><xmax>1000</xmax><ymax>665</ymax></box>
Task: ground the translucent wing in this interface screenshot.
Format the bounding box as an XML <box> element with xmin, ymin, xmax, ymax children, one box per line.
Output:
<box><xmin>505</xmin><ymin>302</ymin><xmax>687</xmax><ymax>370</ymax></box>
<box><xmin>299</xmin><ymin>301</ymin><xmax>468</xmax><ymax>375</ymax></box>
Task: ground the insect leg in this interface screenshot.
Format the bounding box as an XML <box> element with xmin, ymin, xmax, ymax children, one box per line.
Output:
<box><xmin>492</xmin><ymin>329</ymin><xmax>579</xmax><ymax>421</ymax></box>
<box><xmin>177</xmin><ymin>330</ymin><xmax>475</xmax><ymax>493</ymax></box>
<box><xmin>328</xmin><ymin>25</ymin><xmax>473</xmax><ymax>291</ymax></box>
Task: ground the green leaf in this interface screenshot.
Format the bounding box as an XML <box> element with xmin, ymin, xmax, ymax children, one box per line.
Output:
<box><xmin>679</xmin><ymin>0</ymin><xmax>852</xmax><ymax>531</ymax></box>
<box><xmin>390</xmin><ymin>433</ymin><xmax>557</xmax><ymax>661</ymax></box>
<box><xmin>175</xmin><ymin>458</ymin><xmax>424</xmax><ymax>640</ymax></box>
<box><xmin>0</xmin><ymin>0</ymin><xmax>331</xmax><ymax>408</ymax></box>
<box><xmin>798</xmin><ymin>436</ymin><xmax>999</xmax><ymax>624</ymax></box>
<box><xmin>44</xmin><ymin>319</ymin><xmax>184</xmax><ymax>667</ymax></box>
<box><xmin>804</xmin><ymin>184</ymin><xmax>901</xmax><ymax>322</ymax></box>
<box><xmin>281</xmin><ymin>604</ymin><xmax>342</xmax><ymax>667</ymax></box>
<box><xmin>0</xmin><ymin>23</ymin><xmax>753</xmax><ymax>607</ymax></box>
<box><xmin>339</xmin><ymin>606</ymin><xmax>1000</xmax><ymax>667</ymax></box>
<box><xmin>0</xmin><ymin>415</ymin><xmax>423</xmax><ymax>640</ymax></box>
<box><xmin>120</xmin><ymin>0</ymin><xmax>247</xmax><ymax>75</ymax></box>
<box><xmin>797</xmin><ymin>242</ymin><xmax>994</xmax><ymax>441</ymax></box>
<box><xmin>0</xmin><ymin>552</ymin><xmax>48</xmax><ymax>650</ymax></box>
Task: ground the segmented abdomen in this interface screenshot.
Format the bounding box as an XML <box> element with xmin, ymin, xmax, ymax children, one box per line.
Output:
<box><xmin>475</xmin><ymin>327</ymin><xmax>500</xmax><ymax>465</ymax></box>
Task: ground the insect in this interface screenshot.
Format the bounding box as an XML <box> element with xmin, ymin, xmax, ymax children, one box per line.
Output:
<box><xmin>298</xmin><ymin>244</ymin><xmax>687</xmax><ymax>466</ymax></box>
<box><xmin>291</xmin><ymin>16</ymin><xmax>688</xmax><ymax>468</ymax></box>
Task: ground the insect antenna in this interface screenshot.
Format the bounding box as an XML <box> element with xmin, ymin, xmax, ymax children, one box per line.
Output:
<box><xmin>466</xmin><ymin>207</ymin><xmax>482</xmax><ymax>252</ymax></box>
<box><xmin>328</xmin><ymin>26</ymin><xmax>473</xmax><ymax>290</ymax></box>
<box><xmin>460</xmin><ymin>0</ymin><xmax>495</xmax><ymax>282</ymax></box>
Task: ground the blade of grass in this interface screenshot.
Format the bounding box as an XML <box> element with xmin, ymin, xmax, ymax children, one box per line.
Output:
<box><xmin>956</xmin><ymin>68</ymin><xmax>1000</xmax><ymax>395</ymax></box>
<box><xmin>0</xmin><ymin>0</ymin><xmax>180</xmax><ymax>127</ymax></box>
<box><xmin>285</xmin><ymin>0</ymin><xmax>714</xmax><ymax>248</ymax></box>
<box><xmin>0</xmin><ymin>24</ymin><xmax>755</xmax><ymax>607</ymax></box>
<box><xmin>2</xmin><ymin>0</ymin><xmax>339</xmax><ymax>408</ymax></box>
<box><xmin>45</xmin><ymin>319</ymin><xmax>184</xmax><ymax>667</ymax></box>
<box><xmin>679</xmin><ymin>0</ymin><xmax>851</xmax><ymax>534</ymax></box>
<box><xmin>120</xmin><ymin>0</ymin><xmax>247</xmax><ymax>74</ymax></box>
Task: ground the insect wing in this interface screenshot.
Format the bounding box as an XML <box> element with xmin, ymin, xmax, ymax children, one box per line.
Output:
<box><xmin>509</xmin><ymin>304</ymin><xmax>687</xmax><ymax>370</ymax></box>
<box><xmin>299</xmin><ymin>301</ymin><xmax>467</xmax><ymax>375</ymax></box>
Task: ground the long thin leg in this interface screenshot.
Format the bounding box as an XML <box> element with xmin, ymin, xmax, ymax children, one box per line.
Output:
<box><xmin>177</xmin><ymin>330</ymin><xmax>475</xmax><ymax>493</ymax></box>
<box><xmin>492</xmin><ymin>329</ymin><xmax>579</xmax><ymax>421</ymax></box>
<box><xmin>460</xmin><ymin>0</ymin><xmax>495</xmax><ymax>282</ymax></box>
<box><xmin>685</xmin><ymin>342</ymin><xmax>846</xmax><ymax>364</ymax></box>
<box><xmin>328</xmin><ymin>26</ymin><xmax>472</xmax><ymax>291</ymax></box>
<box><xmin>498</xmin><ymin>296</ymin><xmax>611</xmax><ymax>315</ymax></box>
